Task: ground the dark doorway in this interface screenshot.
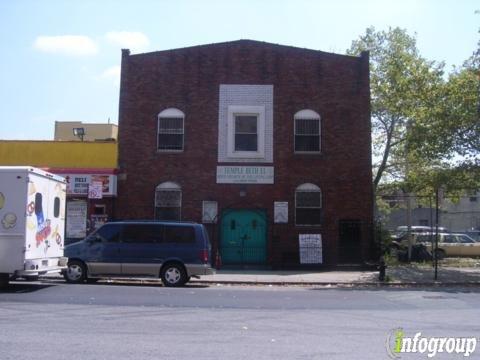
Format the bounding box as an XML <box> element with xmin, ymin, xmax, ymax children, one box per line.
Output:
<box><xmin>338</xmin><ymin>220</ymin><xmax>363</xmax><ymax>264</ymax></box>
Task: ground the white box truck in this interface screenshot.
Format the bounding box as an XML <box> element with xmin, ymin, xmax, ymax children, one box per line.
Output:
<box><xmin>0</xmin><ymin>166</ymin><xmax>68</xmax><ymax>286</ymax></box>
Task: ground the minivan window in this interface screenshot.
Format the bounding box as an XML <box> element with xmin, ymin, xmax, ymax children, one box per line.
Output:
<box><xmin>96</xmin><ymin>224</ymin><xmax>121</xmax><ymax>243</ymax></box>
<box><xmin>122</xmin><ymin>224</ymin><xmax>164</xmax><ymax>243</ymax></box>
<box><xmin>164</xmin><ymin>225</ymin><xmax>195</xmax><ymax>244</ymax></box>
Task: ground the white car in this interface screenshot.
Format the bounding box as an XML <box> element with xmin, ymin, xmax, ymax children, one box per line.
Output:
<box><xmin>413</xmin><ymin>233</ymin><xmax>480</xmax><ymax>259</ymax></box>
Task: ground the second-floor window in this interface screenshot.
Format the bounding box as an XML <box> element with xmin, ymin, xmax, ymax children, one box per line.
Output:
<box><xmin>235</xmin><ymin>115</ymin><xmax>258</xmax><ymax>151</ymax></box>
<box><xmin>157</xmin><ymin>108</ymin><xmax>184</xmax><ymax>151</ymax></box>
<box><xmin>294</xmin><ymin>109</ymin><xmax>321</xmax><ymax>153</ymax></box>
<box><xmin>227</xmin><ymin>105</ymin><xmax>266</xmax><ymax>159</ymax></box>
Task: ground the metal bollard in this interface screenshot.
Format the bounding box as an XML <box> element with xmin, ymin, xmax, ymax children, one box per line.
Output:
<box><xmin>379</xmin><ymin>258</ymin><xmax>386</xmax><ymax>282</ymax></box>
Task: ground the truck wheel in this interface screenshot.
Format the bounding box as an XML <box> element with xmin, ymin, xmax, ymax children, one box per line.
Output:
<box><xmin>64</xmin><ymin>260</ymin><xmax>87</xmax><ymax>284</ymax></box>
<box><xmin>161</xmin><ymin>263</ymin><xmax>187</xmax><ymax>287</ymax></box>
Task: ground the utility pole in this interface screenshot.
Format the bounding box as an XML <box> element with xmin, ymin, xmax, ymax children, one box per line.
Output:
<box><xmin>405</xmin><ymin>120</ymin><xmax>412</xmax><ymax>261</ymax></box>
<box><xmin>406</xmin><ymin>193</ymin><xmax>413</xmax><ymax>261</ymax></box>
<box><xmin>434</xmin><ymin>187</ymin><xmax>439</xmax><ymax>281</ymax></box>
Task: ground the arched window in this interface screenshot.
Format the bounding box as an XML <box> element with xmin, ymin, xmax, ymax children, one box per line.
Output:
<box><xmin>294</xmin><ymin>109</ymin><xmax>320</xmax><ymax>153</ymax></box>
<box><xmin>155</xmin><ymin>182</ymin><xmax>181</xmax><ymax>220</ymax></box>
<box><xmin>157</xmin><ymin>108</ymin><xmax>184</xmax><ymax>151</ymax></box>
<box><xmin>295</xmin><ymin>183</ymin><xmax>322</xmax><ymax>225</ymax></box>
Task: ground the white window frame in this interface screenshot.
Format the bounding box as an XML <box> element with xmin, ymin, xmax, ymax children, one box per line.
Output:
<box><xmin>227</xmin><ymin>105</ymin><xmax>265</xmax><ymax>159</ymax></box>
<box><xmin>295</xmin><ymin>183</ymin><xmax>322</xmax><ymax>226</ymax></box>
<box><xmin>294</xmin><ymin>109</ymin><xmax>321</xmax><ymax>154</ymax></box>
<box><xmin>157</xmin><ymin>108</ymin><xmax>185</xmax><ymax>152</ymax></box>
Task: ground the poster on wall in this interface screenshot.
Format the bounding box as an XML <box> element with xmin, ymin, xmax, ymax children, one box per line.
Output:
<box><xmin>299</xmin><ymin>234</ymin><xmax>323</xmax><ymax>264</ymax></box>
<box><xmin>202</xmin><ymin>201</ymin><xmax>218</xmax><ymax>223</ymax></box>
<box><xmin>88</xmin><ymin>181</ymin><xmax>103</xmax><ymax>199</ymax></box>
<box><xmin>66</xmin><ymin>201</ymin><xmax>87</xmax><ymax>238</ymax></box>
<box><xmin>274</xmin><ymin>202</ymin><xmax>288</xmax><ymax>223</ymax></box>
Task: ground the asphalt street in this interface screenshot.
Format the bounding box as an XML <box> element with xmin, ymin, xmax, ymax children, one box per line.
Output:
<box><xmin>1</xmin><ymin>280</ymin><xmax>479</xmax><ymax>360</ymax></box>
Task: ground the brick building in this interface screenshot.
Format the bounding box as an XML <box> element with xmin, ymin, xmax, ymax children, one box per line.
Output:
<box><xmin>116</xmin><ymin>40</ymin><xmax>373</xmax><ymax>267</ymax></box>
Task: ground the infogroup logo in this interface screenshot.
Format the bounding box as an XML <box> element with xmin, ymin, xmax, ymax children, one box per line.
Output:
<box><xmin>386</xmin><ymin>328</ymin><xmax>478</xmax><ymax>358</ymax></box>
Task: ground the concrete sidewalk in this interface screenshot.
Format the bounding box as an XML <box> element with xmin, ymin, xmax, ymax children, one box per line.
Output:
<box><xmin>189</xmin><ymin>269</ymin><xmax>379</xmax><ymax>285</ymax></box>
<box><xmin>189</xmin><ymin>266</ymin><xmax>480</xmax><ymax>286</ymax></box>
<box><xmin>39</xmin><ymin>265</ymin><xmax>480</xmax><ymax>286</ymax></box>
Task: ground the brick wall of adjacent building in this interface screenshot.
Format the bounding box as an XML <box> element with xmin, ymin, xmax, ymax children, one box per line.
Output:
<box><xmin>116</xmin><ymin>40</ymin><xmax>373</xmax><ymax>266</ymax></box>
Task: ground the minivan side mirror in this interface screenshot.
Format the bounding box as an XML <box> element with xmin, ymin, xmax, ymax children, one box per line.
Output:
<box><xmin>87</xmin><ymin>234</ymin><xmax>102</xmax><ymax>244</ymax></box>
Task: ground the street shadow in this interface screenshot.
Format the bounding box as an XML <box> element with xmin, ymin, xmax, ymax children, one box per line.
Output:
<box><xmin>388</xmin><ymin>265</ymin><xmax>480</xmax><ymax>283</ymax></box>
<box><xmin>307</xmin><ymin>264</ymin><xmax>480</xmax><ymax>294</ymax></box>
<box><xmin>0</xmin><ymin>283</ymin><xmax>55</xmax><ymax>293</ymax></box>
<box><xmin>214</xmin><ymin>268</ymin><xmax>376</xmax><ymax>276</ymax></box>
<box><xmin>308</xmin><ymin>283</ymin><xmax>480</xmax><ymax>294</ymax></box>
<box><xmin>76</xmin><ymin>280</ymin><xmax>210</xmax><ymax>289</ymax></box>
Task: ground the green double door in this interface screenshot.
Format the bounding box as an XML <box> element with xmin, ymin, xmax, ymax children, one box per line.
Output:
<box><xmin>220</xmin><ymin>210</ymin><xmax>267</xmax><ymax>265</ymax></box>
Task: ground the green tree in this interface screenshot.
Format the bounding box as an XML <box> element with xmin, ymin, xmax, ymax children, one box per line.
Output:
<box><xmin>406</xmin><ymin>18</ymin><xmax>479</xmax><ymax>194</ymax></box>
<box><xmin>410</xmin><ymin>54</ymin><xmax>479</xmax><ymax>166</ymax></box>
<box><xmin>347</xmin><ymin>27</ymin><xmax>445</xmax><ymax>193</ymax></box>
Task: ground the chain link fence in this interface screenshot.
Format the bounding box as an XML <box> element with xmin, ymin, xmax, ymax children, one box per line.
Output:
<box><xmin>375</xmin><ymin>191</ymin><xmax>480</xmax><ymax>282</ymax></box>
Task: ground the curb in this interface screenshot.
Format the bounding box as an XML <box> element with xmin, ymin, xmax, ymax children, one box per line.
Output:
<box><xmin>190</xmin><ymin>280</ymin><xmax>480</xmax><ymax>287</ymax></box>
<box><xmin>36</xmin><ymin>275</ymin><xmax>480</xmax><ymax>287</ymax></box>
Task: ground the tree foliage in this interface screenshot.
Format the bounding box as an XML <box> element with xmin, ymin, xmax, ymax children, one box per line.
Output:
<box><xmin>349</xmin><ymin>25</ymin><xmax>480</xmax><ymax>196</ymax></box>
<box><xmin>347</xmin><ymin>27</ymin><xmax>445</xmax><ymax>193</ymax></box>
<box><xmin>409</xmin><ymin>48</ymin><xmax>479</xmax><ymax>166</ymax></box>
<box><xmin>405</xmin><ymin>19</ymin><xmax>480</xmax><ymax>195</ymax></box>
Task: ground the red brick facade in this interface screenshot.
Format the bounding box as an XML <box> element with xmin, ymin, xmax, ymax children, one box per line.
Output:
<box><xmin>116</xmin><ymin>40</ymin><xmax>373</xmax><ymax>267</ymax></box>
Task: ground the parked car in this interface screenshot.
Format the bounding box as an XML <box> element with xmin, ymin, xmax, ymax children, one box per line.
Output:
<box><xmin>398</xmin><ymin>232</ymin><xmax>480</xmax><ymax>259</ymax></box>
<box><xmin>394</xmin><ymin>226</ymin><xmax>448</xmax><ymax>239</ymax></box>
<box><xmin>63</xmin><ymin>221</ymin><xmax>214</xmax><ymax>287</ymax></box>
<box><xmin>463</xmin><ymin>230</ymin><xmax>480</xmax><ymax>242</ymax></box>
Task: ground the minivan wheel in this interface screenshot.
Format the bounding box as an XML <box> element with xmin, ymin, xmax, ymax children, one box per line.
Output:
<box><xmin>64</xmin><ymin>260</ymin><xmax>87</xmax><ymax>284</ymax></box>
<box><xmin>161</xmin><ymin>263</ymin><xmax>187</xmax><ymax>287</ymax></box>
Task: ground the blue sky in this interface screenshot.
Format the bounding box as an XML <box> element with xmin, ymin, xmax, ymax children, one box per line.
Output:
<box><xmin>0</xmin><ymin>0</ymin><xmax>478</xmax><ymax>140</ymax></box>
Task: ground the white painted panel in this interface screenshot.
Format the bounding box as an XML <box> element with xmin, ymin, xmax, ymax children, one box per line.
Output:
<box><xmin>218</xmin><ymin>85</ymin><xmax>274</xmax><ymax>163</ymax></box>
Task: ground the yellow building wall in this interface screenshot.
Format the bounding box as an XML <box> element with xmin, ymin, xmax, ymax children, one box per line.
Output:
<box><xmin>0</xmin><ymin>141</ymin><xmax>118</xmax><ymax>168</ymax></box>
